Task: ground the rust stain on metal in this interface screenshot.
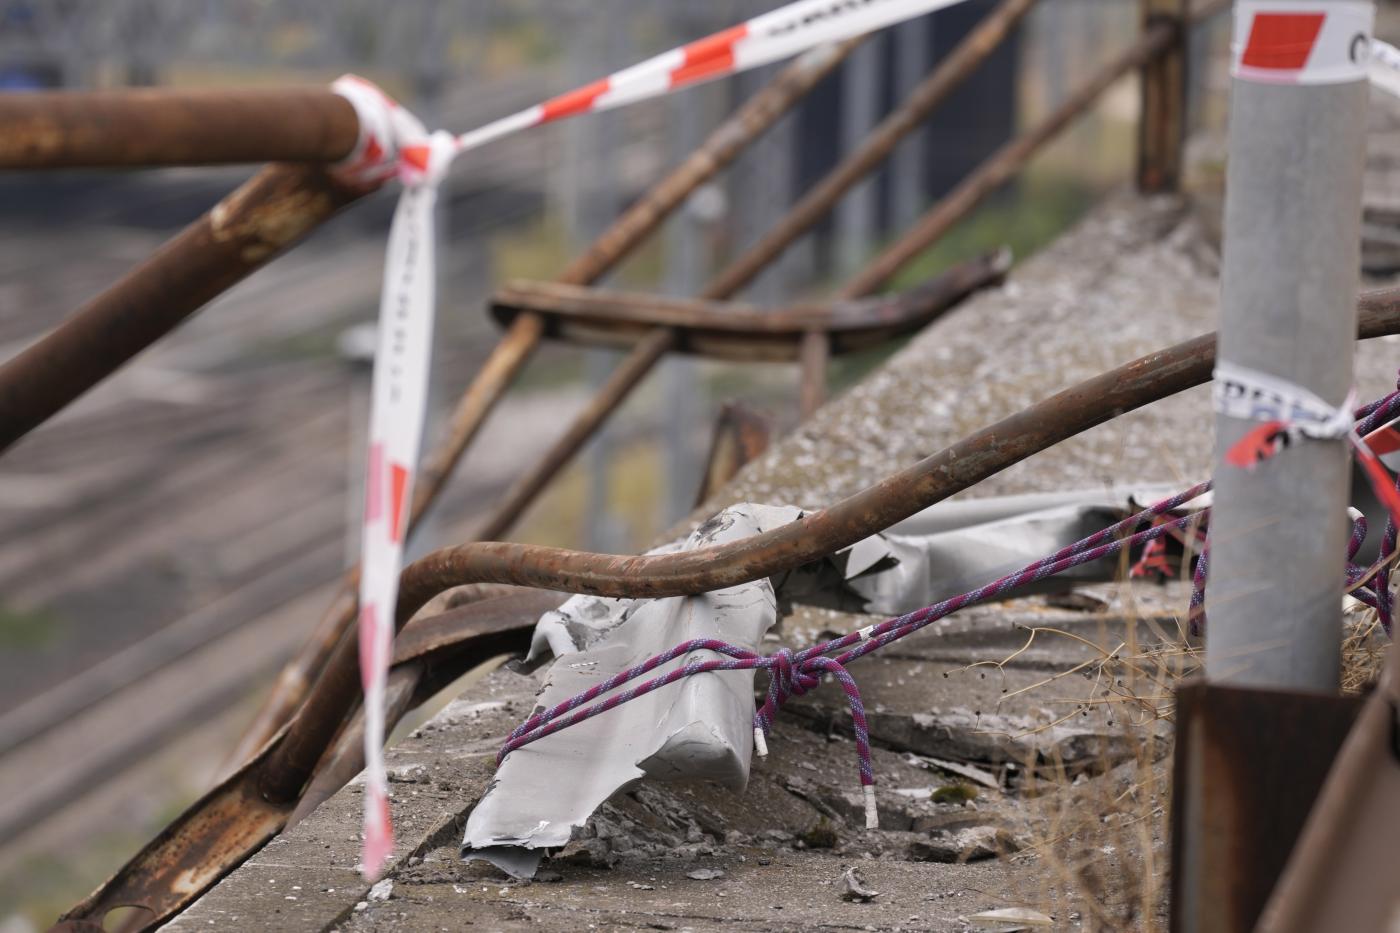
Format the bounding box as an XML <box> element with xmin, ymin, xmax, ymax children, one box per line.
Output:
<box><xmin>210</xmin><ymin>175</ymin><xmax>340</xmax><ymax>262</ymax></box>
<box><xmin>0</xmin><ymin>88</ymin><xmax>360</xmax><ymax>169</ymax></box>
<box><xmin>0</xmin><ymin>116</ymin><xmax>63</xmax><ymax>163</ymax></box>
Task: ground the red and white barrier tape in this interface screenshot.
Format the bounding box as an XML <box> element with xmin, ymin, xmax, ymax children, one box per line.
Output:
<box><xmin>331</xmin><ymin>0</ymin><xmax>972</xmax><ymax>881</ymax></box>
<box><xmin>1216</xmin><ymin>362</ymin><xmax>1400</xmax><ymax>526</ymax></box>
<box><xmin>1371</xmin><ymin>36</ymin><xmax>1400</xmax><ymax>97</ymax></box>
<box><xmin>1231</xmin><ymin>1</ymin><xmax>1374</xmax><ymax>86</ymax></box>
<box><xmin>1226</xmin><ymin>0</ymin><xmax>1400</xmax><ymax>101</ymax></box>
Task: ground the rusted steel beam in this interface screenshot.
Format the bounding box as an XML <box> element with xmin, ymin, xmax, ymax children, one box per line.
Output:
<box><xmin>226</xmin><ymin>40</ymin><xmax>861</xmax><ymax>772</ymax></box>
<box><xmin>60</xmin><ymin>592</ymin><xmax>557</xmax><ymax>932</ymax></box>
<box><xmin>1257</xmin><ymin>642</ymin><xmax>1400</xmax><ymax>933</ymax></box>
<box><xmin>0</xmin><ymin>163</ymin><xmax>366</xmax><ymax>454</ymax></box>
<box><xmin>489</xmin><ymin>250</ymin><xmax>1009</xmax><ymax>360</ymax></box>
<box><xmin>1170</xmin><ymin>681</ymin><xmax>1363</xmax><ymax>933</ymax></box>
<box><xmin>0</xmin><ymin>88</ymin><xmax>359</xmax><ymax>169</ymax></box>
<box><xmin>693</xmin><ymin>401</ymin><xmax>772</xmax><ymax>509</ymax></box>
<box><xmin>841</xmin><ymin>23</ymin><xmax>1176</xmax><ymax>298</ymax></box>
<box><xmin>70</xmin><ymin>287</ymin><xmax>1400</xmax><ymax>931</ymax></box>
<box><xmin>472</xmin><ymin>252</ymin><xmax>1008</xmax><ymax>544</ymax></box>
<box><xmin>707</xmin><ymin>0</ymin><xmax>1040</xmax><ymax>299</ymax></box>
<box><xmin>1137</xmin><ymin>0</ymin><xmax>1190</xmax><ymax>192</ymax></box>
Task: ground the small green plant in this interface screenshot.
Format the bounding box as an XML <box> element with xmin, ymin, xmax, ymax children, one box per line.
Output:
<box><xmin>930</xmin><ymin>782</ymin><xmax>979</xmax><ymax>805</ymax></box>
<box><xmin>798</xmin><ymin>817</ymin><xmax>838</xmax><ymax>849</ymax></box>
<box><xmin>0</xmin><ymin>603</ymin><xmax>64</xmax><ymax>649</ymax></box>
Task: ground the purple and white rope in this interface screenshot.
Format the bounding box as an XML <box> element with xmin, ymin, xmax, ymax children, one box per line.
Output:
<box><xmin>498</xmin><ymin>386</ymin><xmax>1400</xmax><ymax>828</ymax></box>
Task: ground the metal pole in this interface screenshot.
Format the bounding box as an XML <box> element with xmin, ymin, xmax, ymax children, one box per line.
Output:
<box><xmin>0</xmin><ymin>89</ymin><xmax>360</xmax><ymax>168</ymax></box>
<box><xmin>1204</xmin><ymin>1</ymin><xmax>1372</xmax><ymax>691</ymax></box>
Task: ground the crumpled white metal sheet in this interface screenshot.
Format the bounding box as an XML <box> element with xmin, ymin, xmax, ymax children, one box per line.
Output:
<box><xmin>461</xmin><ymin>503</ymin><xmax>801</xmax><ymax>878</ymax></box>
<box><xmin>841</xmin><ymin>484</ymin><xmax>1189</xmax><ymax>614</ymax></box>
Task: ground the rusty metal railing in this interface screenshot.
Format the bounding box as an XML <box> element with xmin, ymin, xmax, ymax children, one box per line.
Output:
<box><xmin>0</xmin><ymin>0</ymin><xmax>1242</xmax><ymax>927</ymax></box>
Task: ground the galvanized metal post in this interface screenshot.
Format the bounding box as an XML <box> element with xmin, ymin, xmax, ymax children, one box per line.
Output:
<box><xmin>1177</xmin><ymin>10</ymin><xmax>1375</xmax><ymax>929</ymax></box>
<box><xmin>1204</xmin><ymin>0</ymin><xmax>1372</xmax><ymax>691</ymax></box>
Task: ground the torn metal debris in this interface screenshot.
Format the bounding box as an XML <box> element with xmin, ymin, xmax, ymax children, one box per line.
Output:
<box><xmin>462</xmin><ymin>488</ymin><xmax>1208</xmax><ymax>876</ymax></box>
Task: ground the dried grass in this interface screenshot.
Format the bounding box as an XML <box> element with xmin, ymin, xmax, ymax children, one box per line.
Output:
<box><xmin>966</xmin><ymin>571</ymin><xmax>1390</xmax><ymax>931</ymax></box>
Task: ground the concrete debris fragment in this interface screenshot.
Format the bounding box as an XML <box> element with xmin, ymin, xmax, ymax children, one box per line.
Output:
<box><xmin>838</xmin><ymin>866</ymin><xmax>879</xmax><ymax>902</ymax></box>
<box><xmin>821</xmin><ymin>706</ymin><xmax>1158</xmax><ymax>775</ymax></box>
<box><xmin>685</xmin><ymin>868</ymin><xmax>725</xmax><ymax>880</ymax></box>
<box><xmin>907</xmin><ymin>825</ymin><xmax>1017</xmax><ymax>863</ymax></box>
<box><xmin>1044</xmin><ymin>590</ymin><xmax>1109</xmax><ymax>612</ymax></box>
<box><xmin>909</xmin><ymin>754</ymin><xmax>1001</xmax><ymax>789</ymax></box>
<box><xmin>367</xmin><ymin>878</ymin><xmax>393</xmax><ymax>901</ymax></box>
<box><xmin>966</xmin><ymin>906</ymin><xmax>1055</xmax><ymax>930</ymax></box>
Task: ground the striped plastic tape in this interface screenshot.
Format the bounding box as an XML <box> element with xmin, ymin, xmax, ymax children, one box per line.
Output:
<box><xmin>334</xmin><ymin>0</ymin><xmax>976</xmax><ymax>882</ymax></box>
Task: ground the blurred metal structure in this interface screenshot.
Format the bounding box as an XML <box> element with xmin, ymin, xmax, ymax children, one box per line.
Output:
<box><xmin>0</xmin><ymin>0</ymin><xmax>1245</xmax><ymax>927</ymax></box>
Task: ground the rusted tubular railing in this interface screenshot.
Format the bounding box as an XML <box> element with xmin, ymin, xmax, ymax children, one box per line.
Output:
<box><xmin>0</xmin><ymin>88</ymin><xmax>359</xmax><ymax>168</ymax></box>
<box><xmin>0</xmin><ymin>163</ymin><xmax>367</xmax><ymax>453</ymax></box>
<box><xmin>473</xmin><ymin>253</ymin><xmax>1007</xmax><ymax>541</ymax></box>
<box><xmin>441</xmin><ymin>0</ymin><xmax>1039</xmax><ymax>554</ymax></box>
<box><xmin>842</xmin><ymin>23</ymin><xmax>1176</xmax><ymax>297</ymax></box>
<box><xmin>285</xmin><ymin>587</ymin><xmax>568</xmax><ymax>826</ymax></box>
<box><xmin>225</xmin><ymin>39</ymin><xmax>862</xmax><ymax>771</ymax></box>
<box><xmin>843</xmin><ymin>0</ymin><xmax>1228</xmax><ymax>297</ymax></box>
<box><xmin>404</xmin><ymin>310</ymin><xmax>1395</xmax><ymax>608</ymax></box>
<box><xmin>69</xmin><ymin>288</ymin><xmax>1400</xmax><ymax>933</ymax></box>
<box><xmin>706</xmin><ymin>0</ymin><xmax>1040</xmax><ymax>299</ymax></box>
<box><xmin>61</xmin><ymin>592</ymin><xmax>561</xmax><ymax>932</ymax></box>
<box><xmin>489</xmin><ymin>251</ymin><xmax>1011</xmax><ymax>360</ymax></box>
